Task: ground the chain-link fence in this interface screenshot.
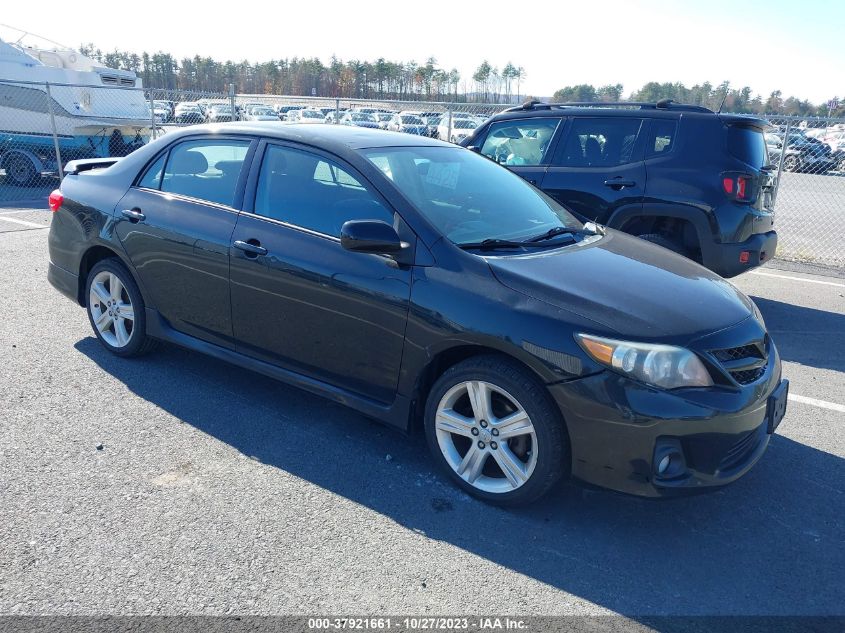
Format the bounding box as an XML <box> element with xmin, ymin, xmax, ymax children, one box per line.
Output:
<box><xmin>3</xmin><ymin>79</ymin><xmax>844</xmax><ymax>269</ymax></box>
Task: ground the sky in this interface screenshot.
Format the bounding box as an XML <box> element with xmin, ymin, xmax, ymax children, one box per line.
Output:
<box><xmin>2</xmin><ymin>0</ymin><xmax>843</xmax><ymax>103</ymax></box>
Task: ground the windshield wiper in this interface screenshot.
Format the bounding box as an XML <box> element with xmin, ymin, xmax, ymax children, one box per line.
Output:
<box><xmin>457</xmin><ymin>238</ymin><xmax>534</xmax><ymax>251</ymax></box>
<box><xmin>526</xmin><ymin>226</ymin><xmax>599</xmax><ymax>243</ymax></box>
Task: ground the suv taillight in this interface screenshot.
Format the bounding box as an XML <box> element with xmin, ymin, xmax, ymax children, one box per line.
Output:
<box><xmin>721</xmin><ymin>173</ymin><xmax>751</xmax><ymax>202</ymax></box>
<box><xmin>48</xmin><ymin>189</ymin><xmax>63</xmax><ymax>212</ymax></box>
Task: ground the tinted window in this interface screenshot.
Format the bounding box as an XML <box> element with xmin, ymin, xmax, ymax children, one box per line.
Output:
<box><xmin>138</xmin><ymin>154</ymin><xmax>166</xmax><ymax>190</ymax></box>
<box><xmin>254</xmin><ymin>145</ymin><xmax>393</xmax><ymax>237</ymax></box>
<box><xmin>361</xmin><ymin>146</ymin><xmax>581</xmax><ymax>245</ymax></box>
<box><xmin>556</xmin><ymin>118</ymin><xmax>643</xmax><ymax>167</ymax></box>
<box><xmin>728</xmin><ymin>126</ymin><xmax>769</xmax><ymax>168</ymax></box>
<box><xmin>480</xmin><ymin>118</ymin><xmax>559</xmax><ymax>166</ymax></box>
<box><xmin>647</xmin><ymin>120</ymin><xmax>678</xmax><ymax>157</ymax></box>
<box><xmin>160</xmin><ymin>139</ymin><xmax>251</xmax><ymax>206</ymax></box>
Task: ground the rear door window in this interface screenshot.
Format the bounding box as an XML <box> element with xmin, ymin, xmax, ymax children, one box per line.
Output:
<box><xmin>727</xmin><ymin>126</ymin><xmax>769</xmax><ymax>168</ymax></box>
<box><xmin>555</xmin><ymin>117</ymin><xmax>644</xmax><ymax>167</ymax></box>
<box><xmin>160</xmin><ymin>139</ymin><xmax>251</xmax><ymax>207</ymax></box>
<box><xmin>479</xmin><ymin>118</ymin><xmax>560</xmax><ymax>166</ymax></box>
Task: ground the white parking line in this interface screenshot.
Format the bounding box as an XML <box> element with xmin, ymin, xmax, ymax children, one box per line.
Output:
<box><xmin>0</xmin><ymin>216</ymin><xmax>48</xmax><ymax>229</ymax></box>
<box><xmin>750</xmin><ymin>270</ymin><xmax>845</xmax><ymax>288</ymax></box>
<box><xmin>0</xmin><ymin>209</ymin><xmax>48</xmax><ymax>215</ymax></box>
<box><xmin>789</xmin><ymin>394</ymin><xmax>845</xmax><ymax>414</ymax></box>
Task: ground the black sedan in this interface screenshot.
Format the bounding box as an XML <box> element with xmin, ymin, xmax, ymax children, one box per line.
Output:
<box><xmin>47</xmin><ymin>123</ymin><xmax>788</xmax><ymax>505</ymax></box>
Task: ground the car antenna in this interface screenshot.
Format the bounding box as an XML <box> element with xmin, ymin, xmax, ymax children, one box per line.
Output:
<box><xmin>717</xmin><ymin>84</ymin><xmax>730</xmax><ymax>114</ymax></box>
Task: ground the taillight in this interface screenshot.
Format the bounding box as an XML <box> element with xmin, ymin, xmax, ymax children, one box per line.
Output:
<box><xmin>48</xmin><ymin>189</ymin><xmax>63</xmax><ymax>212</ymax></box>
<box><xmin>721</xmin><ymin>173</ymin><xmax>751</xmax><ymax>202</ymax></box>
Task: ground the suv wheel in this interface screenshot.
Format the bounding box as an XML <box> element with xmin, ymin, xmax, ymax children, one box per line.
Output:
<box><xmin>424</xmin><ymin>355</ymin><xmax>569</xmax><ymax>506</ymax></box>
<box><xmin>638</xmin><ymin>233</ymin><xmax>689</xmax><ymax>257</ymax></box>
<box><xmin>783</xmin><ymin>155</ymin><xmax>800</xmax><ymax>172</ymax></box>
<box><xmin>85</xmin><ymin>259</ymin><xmax>157</xmax><ymax>357</ymax></box>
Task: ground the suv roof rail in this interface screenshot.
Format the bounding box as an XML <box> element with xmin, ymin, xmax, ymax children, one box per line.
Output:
<box><xmin>505</xmin><ymin>100</ymin><xmax>713</xmax><ymax>114</ymax></box>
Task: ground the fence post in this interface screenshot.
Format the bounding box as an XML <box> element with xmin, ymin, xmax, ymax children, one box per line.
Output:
<box><xmin>335</xmin><ymin>97</ymin><xmax>340</xmax><ymax>124</ymax></box>
<box><xmin>447</xmin><ymin>104</ymin><xmax>453</xmax><ymax>143</ymax></box>
<box><xmin>774</xmin><ymin>119</ymin><xmax>791</xmax><ymax>201</ymax></box>
<box><xmin>44</xmin><ymin>82</ymin><xmax>64</xmax><ymax>180</ymax></box>
<box><xmin>148</xmin><ymin>93</ymin><xmax>158</xmax><ymax>140</ymax></box>
<box><xmin>229</xmin><ymin>84</ymin><xmax>236</xmax><ymax>121</ymax></box>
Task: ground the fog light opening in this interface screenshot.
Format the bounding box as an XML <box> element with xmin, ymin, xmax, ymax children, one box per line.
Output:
<box><xmin>657</xmin><ymin>455</ymin><xmax>672</xmax><ymax>475</ymax></box>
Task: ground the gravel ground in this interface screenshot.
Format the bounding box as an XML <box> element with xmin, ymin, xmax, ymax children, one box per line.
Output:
<box><xmin>0</xmin><ymin>211</ymin><xmax>843</xmax><ymax>618</ymax></box>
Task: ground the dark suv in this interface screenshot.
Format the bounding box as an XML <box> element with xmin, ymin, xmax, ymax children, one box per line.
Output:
<box><xmin>461</xmin><ymin>100</ymin><xmax>778</xmax><ymax>278</ymax></box>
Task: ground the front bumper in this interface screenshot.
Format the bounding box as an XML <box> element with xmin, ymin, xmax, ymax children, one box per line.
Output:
<box><xmin>547</xmin><ymin>345</ymin><xmax>783</xmax><ymax>498</ymax></box>
<box><xmin>706</xmin><ymin>230</ymin><xmax>778</xmax><ymax>278</ymax></box>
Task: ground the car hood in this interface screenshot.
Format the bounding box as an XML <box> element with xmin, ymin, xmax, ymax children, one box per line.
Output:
<box><xmin>487</xmin><ymin>230</ymin><xmax>754</xmax><ymax>343</ymax></box>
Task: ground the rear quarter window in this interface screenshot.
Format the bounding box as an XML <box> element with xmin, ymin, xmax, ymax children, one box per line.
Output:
<box><xmin>727</xmin><ymin>126</ymin><xmax>768</xmax><ymax>168</ymax></box>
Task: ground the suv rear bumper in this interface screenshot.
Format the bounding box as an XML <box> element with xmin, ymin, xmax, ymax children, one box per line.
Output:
<box><xmin>705</xmin><ymin>230</ymin><xmax>777</xmax><ymax>278</ymax></box>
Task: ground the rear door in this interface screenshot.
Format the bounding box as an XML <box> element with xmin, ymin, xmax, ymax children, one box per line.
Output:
<box><xmin>114</xmin><ymin>136</ymin><xmax>255</xmax><ymax>343</ymax></box>
<box><xmin>540</xmin><ymin>116</ymin><xmax>647</xmax><ymax>224</ymax></box>
<box><xmin>476</xmin><ymin>117</ymin><xmax>563</xmax><ymax>187</ymax></box>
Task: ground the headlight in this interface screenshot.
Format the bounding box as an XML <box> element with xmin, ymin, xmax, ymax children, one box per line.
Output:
<box><xmin>576</xmin><ymin>334</ymin><xmax>714</xmax><ymax>389</ymax></box>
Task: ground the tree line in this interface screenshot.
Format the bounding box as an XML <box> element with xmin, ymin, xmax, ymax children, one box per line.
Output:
<box><xmin>552</xmin><ymin>82</ymin><xmax>843</xmax><ymax>117</ymax></box>
<box><xmin>78</xmin><ymin>44</ymin><xmax>526</xmax><ymax>103</ymax></box>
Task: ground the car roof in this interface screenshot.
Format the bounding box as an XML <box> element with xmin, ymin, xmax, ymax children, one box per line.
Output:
<box><xmin>161</xmin><ymin>121</ymin><xmax>450</xmax><ymax>150</ymax></box>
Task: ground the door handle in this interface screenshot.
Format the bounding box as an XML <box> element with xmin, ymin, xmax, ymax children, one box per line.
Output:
<box><xmin>233</xmin><ymin>240</ymin><xmax>268</xmax><ymax>257</ymax></box>
<box><xmin>603</xmin><ymin>179</ymin><xmax>636</xmax><ymax>190</ymax></box>
<box><xmin>121</xmin><ymin>208</ymin><xmax>145</xmax><ymax>222</ymax></box>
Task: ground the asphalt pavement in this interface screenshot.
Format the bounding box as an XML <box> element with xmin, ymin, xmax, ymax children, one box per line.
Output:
<box><xmin>0</xmin><ymin>207</ymin><xmax>843</xmax><ymax>619</ymax></box>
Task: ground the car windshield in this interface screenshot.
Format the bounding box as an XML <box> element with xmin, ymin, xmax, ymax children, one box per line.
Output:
<box><xmin>453</xmin><ymin>120</ymin><xmax>476</xmax><ymax>129</ymax></box>
<box><xmin>360</xmin><ymin>146</ymin><xmax>582</xmax><ymax>246</ymax></box>
<box><xmin>252</xmin><ymin>108</ymin><xmax>273</xmax><ymax>115</ymax></box>
<box><xmin>376</xmin><ymin>113</ymin><xmax>393</xmax><ymax>121</ymax></box>
<box><xmin>351</xmin><ymin>113</ymin><xmax>375</xmax><ymax>122</ymax></box>
<box><xmin>401</xmin><ymin>115</ymin><xmax>424</xmax><ymax>124</ymax></box>
<box><xmin>301</xmin><ymin>110</ymin><xmax>322</xmax><ymax>118</ymax></box>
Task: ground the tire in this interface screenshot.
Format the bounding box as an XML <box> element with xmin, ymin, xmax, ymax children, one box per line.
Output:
<box><xmin>424</xmin><ymin>355</ymin><xmax>569</xmax><ymax>506</ymax></box>
<box><xmin>783</xmin><ymin>155</ymin><xmax>799</xmax><ymax>172</ymax></box>
<box><xmin>85</xmin><ymin>258</ymin><xmax>157</xmax><ymax>357</ymax></box>
<box><xmin>3</xmin><ymin>154</ymin><xmax>39</xmax><ymax>187</ymax></box>
<box><xmin>638</xmin><ymin>233</ymin><xmax>689</xmax><ymax>257</ymax></box>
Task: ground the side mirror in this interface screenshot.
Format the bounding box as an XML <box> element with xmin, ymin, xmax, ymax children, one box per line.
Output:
<box><xmin>341</xmin><ymin>220</ymin><xmax>404</xmax><ymax>254</ymax></box>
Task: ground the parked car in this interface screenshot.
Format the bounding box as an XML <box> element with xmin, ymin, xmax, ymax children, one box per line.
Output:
<box><xmin>205</xmin><ymin>105</ymin><xmax>234</xmax><ymax>123</ymax></box>
<box><xmin>821</xmin><ymin>130</ymin><xmax>845</xmax><ymax>153</ymax></box>
<box><xmin>438</xmin><ymin>117</ymin><xmax>479</xmax><ymax>143</ymax></box>
<box><xmin>243</xmin><ymin>106</ymin><xmax>280</xmax><ymax>122</ymax></box>
<box><xmin>276</xmin><ymin>105</ymin><xmax>306</xmax><ymax>120</ymax></box>
<box><xmin>152</xmin><ymin>100</ymin><xmax>174</xmax><ymax>122</ymax></box>
<box><xmin>374</xmin><ymin>112</ymin><xmax>394</xmax><ymax>129</ymax></box>
<box><xmin>767</xmin><ymin>131</ymin><xmax>838</xmax><ymax>173</ymax></box>
<box><xmin>173</xmin><ymin>103</ymin><xmax>204</xmax><ymax>125</ymax></box>
<box><xmin>324</xmin><ymin>109</ymin><xmax>347</xmax><ymax>124</ymax></box>
<box><xmin>149</xmin><ymin>106</ymin><xmax>168</xmax><ymax>126</ymax></box>
<box><xmin>46</xmin><ymin>124</ymin><xmax>788</xmax><ymax>505</ymax></box>
<box><xmin>461</xmin><ymin>100</ymin><xmax>779</xmax><ymax>278</ymax></box>
<box><xmin>387</xmin><ymin>114</ymin><xmax>428</xmax><ymax>135</ymax></box>
<box><xmin>289</xmin><ymin>109</ymin><xmax>326</xmax><ymax>124</ymax></box>
<box><xmin>340</xmin><ymin>112</ymin><xmax>381</xmax><ymax>128</ymax></box>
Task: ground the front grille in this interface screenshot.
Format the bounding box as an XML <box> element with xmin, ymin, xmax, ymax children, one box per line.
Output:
<box><xmin>731</xmin><ymin>367</ymin><xmax>766</xmax><ymax>385</ymax></box>
<box><xmin>711</xmin><ymin>340</ymin><xmax>768</xmax><ymax>385</ymax></box>
<box><xmin>712</xmin><ymin>344</ymin><xmax>763</xmax><ymax>362</ymax></box>
<box><xmin>719</xmin><ymin>425</ymin><xmax>763</xmax><ymax>471</ymax></box>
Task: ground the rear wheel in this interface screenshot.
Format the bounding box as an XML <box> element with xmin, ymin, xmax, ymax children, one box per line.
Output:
<box><xmin>424</xmin><ymin>355</ymin><xmax>569</xmax><ymax>506</ymax></box>
<box><xmin>85</xmin><ymin>259</ymin><xmax>156</xmax><ymax>357</ymax></box>
<box><xmin>3</xmin><ymin>154</ymin><xmax>39</xmax><ymax>186</ymax></box>
<box><xmin>783</xmin><ymin>155</ymin><xmax>800</xmax><ymax>172</ymax></box>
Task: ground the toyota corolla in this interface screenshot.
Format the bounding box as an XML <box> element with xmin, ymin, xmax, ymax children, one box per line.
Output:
<box><xmin>47</xmin><ymin>123</ymin><xmax>788</xmax><ymax>505</ymax></box>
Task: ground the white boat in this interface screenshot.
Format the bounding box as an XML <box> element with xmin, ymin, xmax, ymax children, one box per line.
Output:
<box><xmin>0</xmin><ymin>27</ymin><xmax>151</xmax><ymax>185</ymax></box>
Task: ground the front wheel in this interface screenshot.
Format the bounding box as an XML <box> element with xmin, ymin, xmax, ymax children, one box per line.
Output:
<box><xmin>85</xmin><ymin>259</ymin><xmax>157</xmax><ymax>357</ymax></box>
<box><xmin>3</xmin><ymin>154</ymin><xmax>39</xmax><ymax>186</ymax></box>
<box><xmin>424</xmin><ymin>355</ymin><xmax>569</xmax><ymax>506</ymax></box>
<box><xmin>783</xmin><ymin>155</ymin><xmax>800</xmax><ymax>172</ymax></box>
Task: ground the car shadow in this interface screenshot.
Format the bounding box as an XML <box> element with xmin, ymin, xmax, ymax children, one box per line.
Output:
<box><xmin>75</xmin><ymin>337</ymin><xmax>845</xmax><ymax>618</ymax></box>
<box><xmin>752</xmin><ymin>296</ymin><xmax>845</xmax><ymax>373</ymax></box>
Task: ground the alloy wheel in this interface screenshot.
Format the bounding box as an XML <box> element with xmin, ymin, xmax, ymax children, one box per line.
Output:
<box><xmin>88</xmin><ymin>270</ymin><xmax>135</xmax><ymax>348</ymax></box>
<box><xmin>434</xmin><ymin>380</ymin><xmax>538</xmax><ymax>493</ymax></box>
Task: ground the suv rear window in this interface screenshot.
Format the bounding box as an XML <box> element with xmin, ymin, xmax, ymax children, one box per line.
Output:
<box><xmin>727</xmin><ymin>126</ymin><xmax>768</xmax><ymax>168</ymax></box>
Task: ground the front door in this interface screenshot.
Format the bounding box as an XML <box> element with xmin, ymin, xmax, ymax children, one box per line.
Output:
<box><xmin>114</xmin><ymin>137</ymin><xmax>255</xmax><ymax>342</ymax></box>
<box><xmin>477</xmin><ymin>116</ymin><xmax>562</xmax><ymax>187</ymax></box>
<box><xmin>229</xmin><ymin>142</ymin><xmax>412</xmax><ymax>403</ymax></box>
<box><xmin>540</xmin><ymin>117</ymin><xmax>647</xmax><ymax>224</ymax></box>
